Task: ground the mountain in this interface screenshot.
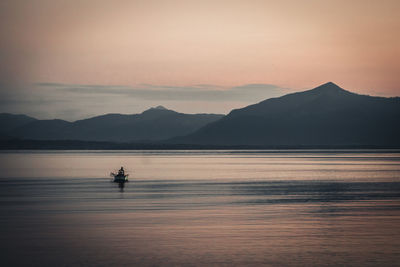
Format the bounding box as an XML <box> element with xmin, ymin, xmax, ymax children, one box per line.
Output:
<box><xmin>170</xmin><ymin>82</ymin><xmax>400</xmax><ymax>146</ymax></box>
<box><xmin>8</xmin><ymin>107</ymin><xmax>224</xmax><ymax>142</ymax></box>
<box><xmin>0</xmin><ymin>113</ymin><xmax>37</xmax><ymax>139</ymax></box>
<box><xmin>0</xmin><ymin>113</ymin><xmax>37</xmax><ymax>131</ymax></box>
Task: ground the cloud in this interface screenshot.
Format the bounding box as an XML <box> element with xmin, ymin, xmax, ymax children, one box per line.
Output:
<box><xmin>0</xmin><ymin>82</ymin><xmax>290</xmax><ymax>120</ymax></box>
<box><xmin>35</xmin><ymin>82</ymin><xmax>289</xmax><ymax>102</ymax></box>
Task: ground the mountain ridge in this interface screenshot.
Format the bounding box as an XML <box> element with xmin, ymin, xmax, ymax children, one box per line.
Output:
<box><xmin>169</xmin><ymin>82</ymin><xmax>400</xmax><ymax>146</ymax></box>
<box><xmin>4</xmin><ymin>106</ymin><xmax>224</xmax><ymax>142</ymax></box>
<box><xmin>2</xmin><ymin>83</ymin><xmax>400</xmax><ymax>147</ymax></box>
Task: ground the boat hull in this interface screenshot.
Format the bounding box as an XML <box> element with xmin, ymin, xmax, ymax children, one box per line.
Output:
<box><xmin>113</xmin><ymin>175</ymin><xmax>128</xmax><ymax>182</ymax></box>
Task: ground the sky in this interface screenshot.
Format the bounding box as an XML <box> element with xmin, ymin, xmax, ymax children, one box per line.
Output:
<box><xmin>0</xmin><ymin>0</ymin><xmax>399</xmax><ymax>120</ymax></box>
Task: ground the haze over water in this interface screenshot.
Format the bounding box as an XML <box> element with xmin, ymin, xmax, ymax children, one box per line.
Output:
<box><xmin>1</xmin><ymin>150</ymin><xmax>400</xmax><ymax>266</ymax></box>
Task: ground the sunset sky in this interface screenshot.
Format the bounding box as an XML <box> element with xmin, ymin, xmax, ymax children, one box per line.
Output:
<box><xmin>0</xmin><ymin>0</ymin><xmax>399</xmax><ymax>120</ymax></box>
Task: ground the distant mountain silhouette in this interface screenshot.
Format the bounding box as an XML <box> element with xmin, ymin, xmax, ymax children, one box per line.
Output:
<box><xmin>169</xmin><ymin>82</ymin><xmax>400</xmax><ymax>146</ymax></box>
<box><xmin>0</xmin><ymin>113</ymin><xmax>37</xmax><ymax>131</ymax></box>
<box><xmin>7</xmin><ymin>107</ymin><xmax>223</xmax><ymax>142</ymax></box>
<box><xmin>0</xmin><ymin>113</ymin><xmax>37</xmax><ymax>139</ymax></box>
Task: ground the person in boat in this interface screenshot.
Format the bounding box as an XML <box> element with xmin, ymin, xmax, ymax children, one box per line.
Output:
<box><xmin>118</xmin><ymin>166</ymin><xmax>124</xmax><ymax>176</ymax></box>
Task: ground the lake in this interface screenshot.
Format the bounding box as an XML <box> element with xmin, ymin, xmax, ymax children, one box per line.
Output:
<box><xmin>1</xmin><ymin>150</ymin><xmax>400</xmax><ymax>266</ymax></box>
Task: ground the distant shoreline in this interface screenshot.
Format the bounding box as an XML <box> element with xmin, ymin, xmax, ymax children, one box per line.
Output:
<box><xmin>1</xmin><ymin>139</ymin><xmax>399</xmax><ymax>150</ymax></box>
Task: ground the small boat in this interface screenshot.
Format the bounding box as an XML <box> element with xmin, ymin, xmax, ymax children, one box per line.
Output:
<box><xmin>110</xmin><ymin>166</ymin><xmax>129</xmax><ymax>183</ymax></box>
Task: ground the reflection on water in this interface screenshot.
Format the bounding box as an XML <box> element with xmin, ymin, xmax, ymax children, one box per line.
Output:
<box><xmin>0</xmin><ymin>150</ymin><xmax>400</xmax><ymax>266</ymax></box>
<box><xmin>117</xmin><ymin>180</ymin><xmax>126</xmax><ymax>192</ymax></box>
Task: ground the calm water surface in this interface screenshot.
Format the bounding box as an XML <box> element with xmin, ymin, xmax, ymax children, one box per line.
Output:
<box><xmin>0</xmin><ymin>150</ymin><xmax>400</xmax><ymax>266</ymax></box>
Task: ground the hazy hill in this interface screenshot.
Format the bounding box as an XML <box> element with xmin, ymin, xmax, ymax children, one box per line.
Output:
<box><xmin>0</xmin><ymin>113</ymin><xmax>38</xmax><ymax>139</ymax></box>
<box><xmin>170</xmin><ymin>82</ymin><xmax>400</xmax><ymax>146</ymax></box>
<box><xmin>0</xmin><ymin>113</ymin><xmax>37</xmax><ymax>132</ymax></box>
<box><xmin>9</xmin><ymin>106</ymin><xmax>224</xmax><ymax>142</ymax></box>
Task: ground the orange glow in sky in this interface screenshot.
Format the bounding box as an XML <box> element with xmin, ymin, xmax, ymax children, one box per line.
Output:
<box><xmin>1</xmin><ymin>0</ymin><xmax>399</xmax><ymax>92</ymax></box>
<box><xmin>0</xmin><ymin>0</ymin><xmax>399</xmax><ymax>119</ymax></box>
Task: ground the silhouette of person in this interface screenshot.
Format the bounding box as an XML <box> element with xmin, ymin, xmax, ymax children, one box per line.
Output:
<box><xmin>118</xmin><ymin>166</ymin><xmax>124</xmax><ymax>176</ymax></box>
